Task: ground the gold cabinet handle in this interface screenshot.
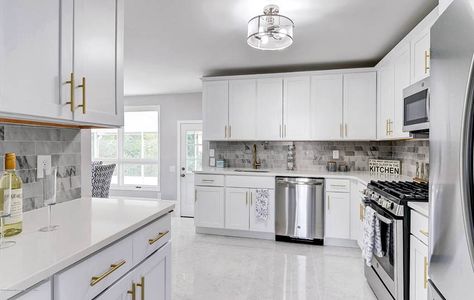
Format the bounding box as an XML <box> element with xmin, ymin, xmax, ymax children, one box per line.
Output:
<box><xmin>250</xmin><ymin>192</ymin><xmax>253</xmax><ymax>206</ymax></box>
<box><xmin>77</xmin><ymin>77</ymin><xmax>86</xmax><ymax>114</ymax></box>
<box><xmin>345</xmin><ymin>123</ymin><xmax>348</xmax><ymax>137</ymax></box>
<box><xmin>246</xmin><ymin>191</ymin><xmax>248</xmax><ymax>205</ymax></box>
<box><xmin>136</xmin><ymin>277</ymin><xmax>145</xmax><ymax>300</ymax></box>
<box><xmin>424</xmin><ymin>50</ymin><xmax>430</xmax><ymax>74</ymax></box>
<box><xmin>127</xmin><ymin>282</ymin><xmax>137</xmax><ymax>300</ymax></box>
<box><xmin>65</xmin><ymin>73</ymin><xmax>75</xmax><ymax>112</ymax></box>
<box><xmin>359</xmin><ymin>204</ymin><xmax>364</xmax><ymax>221</ymax></box>
<box><xmin>224</xmin><ymin>125</ymin><xmax>227</xmax><ymax>138</ymax></box>
<box><xmin>424</xmin><ymin>256</ymin><xmax>428</xmax><ymax>289</ymax></box>
<box><xmin>420</xmin><ymin>229</ymin><xmax>429</xmax><ymax>237</ymax></box>
<box><xmin>340</xmin><ymin>123</ymin><xmax>343</xmax><ymax>138</ymax></box>
<box><xmin>148</xmin><ymin>230</ymin><xmax>169</xmax><ymax>245</ymax></box>
<box><xmin>385</xmin><ymin>119</ymin><xmax>388</xmax><ymax>136</ymax></box>
<box><xmin>90</xmin><ymin>260</ymin><xmax>126</xmax><ymax>286</ymax></box>
<box><xmin>284</xmin><ymin>124</ymin><xmax>287</xmax><ymax>138</ymax></box>
<box><xmin>327</xmin><ymin>195</ymin><xmax>330</xmax><ymax>210</ymax></box>
<box><xmin>279</xmin><ymin>124</ymin><xmax>282</xmax><ymax>138</ymax></box>
<box><xmin>195</xmin><ymin>189</ymin><xmax>197</xmax><ymax>202</ymax></box>
<box><xmin>229</xmin><ymin>125</ymin><xmax>232</xmax><ymax>138</ymax></box>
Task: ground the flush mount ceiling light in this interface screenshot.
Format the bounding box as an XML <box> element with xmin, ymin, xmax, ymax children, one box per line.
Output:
<box><xmin>247</xmin><ymin>4</ymin><xmax>295</xmax><ymax>51</ymax></box>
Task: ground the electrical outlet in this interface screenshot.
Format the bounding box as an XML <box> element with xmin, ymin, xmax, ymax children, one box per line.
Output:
<box><xmin>332</xmin><ymin>150</ymin><xmax>340</xmax><ymax>160</ymax></box>
<box><xmin>37</xmin><ymin>155</ymin><xmax>52</xmax><ymax>179</ymax></box>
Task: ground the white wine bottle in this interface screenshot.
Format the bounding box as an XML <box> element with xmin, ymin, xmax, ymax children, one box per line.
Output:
<box><xmin>0</xmin><ymin>153</ymin><xmax>22</xmax><ymax>237</ymax></box>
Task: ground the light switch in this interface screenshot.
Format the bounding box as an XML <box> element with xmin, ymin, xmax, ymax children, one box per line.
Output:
<box><xmin>37</xmin><ymin>155</ymin><xmax>52</xmax><ymax>179</ymax></box>
<box><xmin>332</xmin><ymin>150</ymin><xmax>339</xmax><ymax>160</ymax></box>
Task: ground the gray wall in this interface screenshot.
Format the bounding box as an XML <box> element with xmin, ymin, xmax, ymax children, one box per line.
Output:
<box><xmin>124</xmin><ymin>93</ymin><xmax>202</xmax><ymax>200</ymax></box>
<box><xmin>0</xmin><ymin>124</ymin><xmax>81</xmax><ymax>212</ymax></box>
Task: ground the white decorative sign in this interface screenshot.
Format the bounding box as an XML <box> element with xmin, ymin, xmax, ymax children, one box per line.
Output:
<box><xmin>369</xmin><ymin>159</ymin><xmax>401</xmax><ymax>175</ymax></box>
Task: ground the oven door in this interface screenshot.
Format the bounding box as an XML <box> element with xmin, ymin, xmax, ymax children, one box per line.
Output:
<box><xmin>369</xmin><ymin>202</ymin><xmax>404</xmax><ymax>300</ymax></box>
<box><xmin>403</xmin><ymin>79</ymin><xmax>430</xmax><ymax>132</ymax></box>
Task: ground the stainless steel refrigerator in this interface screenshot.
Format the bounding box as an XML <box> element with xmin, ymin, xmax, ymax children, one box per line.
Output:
<box><xmin>430</xmin><ymin>0</ymin><xmax>474</xmax><ymax>298</ymax></box>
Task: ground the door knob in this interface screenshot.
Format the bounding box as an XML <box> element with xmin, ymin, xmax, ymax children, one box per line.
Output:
<box><xmin>180</xmin><ymin>174</ymin><xmax>186</xmax><ymax>177</ymax></box>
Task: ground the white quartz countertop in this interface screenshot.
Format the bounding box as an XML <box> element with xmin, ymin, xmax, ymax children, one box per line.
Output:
<box><xmin>195</xmin><ymin>168</ymin><xmax>412</xmax><ymax>185</ymax></box>
<box><xmin>0</xmin><ymin>197</ymin><xmax>175</xmax><ymax>299</ymax></box>
<box><xmin>408</xmin><ymin>202</ymin><xmax>429</xmax><ymax>217</ymax></box>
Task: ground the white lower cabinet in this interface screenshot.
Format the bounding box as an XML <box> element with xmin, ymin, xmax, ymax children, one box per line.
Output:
<box><xmin>225</xmin><ymin>188</ymin><xmax>250</xmax><ymax>230</ymax></box>
<box><xmin>95</xmin><ymin>242</ymin><xmax>171</xmax><ymax>300</ymax></box>
<box><xmin>195</xmin><ymin>186</ymin><xmax>225</xmax><ymax>228</ymax></box>
<box><xmin>325</xmin><ymin>191</ymin><xmax>351</xmax><ymax>239</ymax></box>
<box><xmin>14</xmin><ymin>280</ymin><xmax>52</xmax><ymax>300</ymax></box>
<box><xmin>410</xmin><ymin>235</ymin><xmax>428</xmax><ymax>300</ymax></box>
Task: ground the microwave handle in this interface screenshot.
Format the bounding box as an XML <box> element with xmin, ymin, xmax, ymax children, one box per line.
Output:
<box><xmin>426</xmin><ymin>89</ymin><xmax>431</xmax><ymax>121</ymax></box>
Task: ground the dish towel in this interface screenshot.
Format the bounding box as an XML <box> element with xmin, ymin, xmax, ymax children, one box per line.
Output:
<box><xmin>362</xmin><ymin>206</ymin><xmax>376</xmax><ymax>266</ymax></box>
<box><xmin>255</xmin><ymin>189</ymin><xmax>270</xmax><ymax>221</ymax></box>
<box><xmin>374</xmin><ymin>217</ymin><xmax>384</xmax><ymax>258</ymax></box>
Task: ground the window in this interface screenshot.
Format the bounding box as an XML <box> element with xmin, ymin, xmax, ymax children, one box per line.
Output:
<box><xmin>185</xmin><ymin>131</ymin><xmax>202</xmax><ymax>172</ymax></box>
<box><xmin>92</xmin><ymin>107</ymin><xmax>160</xmax><ymax>190</ymax></box>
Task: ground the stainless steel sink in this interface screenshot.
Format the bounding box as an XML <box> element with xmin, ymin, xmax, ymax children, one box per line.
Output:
<box><xmin>233</xmin><ymin>169</ymin><xmax>270</xmax><ymax>173</ymax></box>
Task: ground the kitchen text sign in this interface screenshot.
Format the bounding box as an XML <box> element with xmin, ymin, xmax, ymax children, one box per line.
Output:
<box><xmin>369</xmin><ymin>159</ymin><xmax>401</xmax><ymax>175</ymax></box>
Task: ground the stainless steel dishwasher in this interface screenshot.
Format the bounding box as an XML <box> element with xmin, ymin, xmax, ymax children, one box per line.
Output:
<box><xmin>275</xmin><ymin>177</ymin><xmax>324</xmax><ymax>244</ymax></box>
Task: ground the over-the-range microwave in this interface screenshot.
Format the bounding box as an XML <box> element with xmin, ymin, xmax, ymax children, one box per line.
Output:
<box><xmin>403</xmin><ymin>78</ymin><xmax>430</xmax><ymax>133</ymax></box>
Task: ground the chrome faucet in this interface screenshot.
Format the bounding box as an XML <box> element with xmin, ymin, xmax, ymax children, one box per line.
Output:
<box><xmin>252</xmin><ymin>144</ymin><xmax>261</xmax><ymax>169</ymax></box>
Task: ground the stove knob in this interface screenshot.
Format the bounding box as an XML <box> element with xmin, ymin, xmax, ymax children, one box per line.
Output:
<box><xmin>390</xmin><ymin>203</ymin><xmax>394</xmax><ymax>210</ymax></box>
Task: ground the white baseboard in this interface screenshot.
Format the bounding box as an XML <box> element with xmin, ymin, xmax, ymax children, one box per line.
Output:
<box><xmin>324</xmin><ymin>238</ymin><xmax>359</xmax><ymax>248</ymax></box>
<box><xmin>195</xmin><ymin>227</ymin><xmax>275</xmax><ymax>240</ymax></box>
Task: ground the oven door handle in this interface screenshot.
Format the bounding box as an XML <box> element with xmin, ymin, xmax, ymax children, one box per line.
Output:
<box><xmin>375</xmin><ymin>212</ymin><xmax>393</xmax><ymax>224</ymax></box>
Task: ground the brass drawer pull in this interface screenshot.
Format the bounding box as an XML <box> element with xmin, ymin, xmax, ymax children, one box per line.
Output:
<box><xmin>424</xmin><ymin>256</ymin><xmax>428</xmax><ymax>289</ymax></box>
<box><xmin>420</xmin><ymin>229</ymin><xmax>429</xmax><ymax>237</ymax></box>
<box><xmin>136</xmin><ymin>277</ymin><xmax>145</xmax><ymax>300</ymax></box>
<box><xmin>90</xmin><ymin>260</ymin><xmax>126</xmax><ymax>286</ymax></box>
<box><xmin>77</xmin><ymin>77</ymin><xmax>86</xmax><ymax>114</ymax></box>
<box><xmin>65</xmin><ymin>73</ymin><xmax>75</xmax><ymax>112</ymax></box>
<box><xmin>148</xmin><ymin>230</ymin><xmax>169</xmax><ymax>245</ymax></box>
<box><xmin>424</xmin><ymin>50</ymin><xmax>431</xmax><ymax>74</ymax></box>
<box><xmin>128</xmin><ymin>283</ymin><xmax>136</xmax><ymax>300</ymax></box>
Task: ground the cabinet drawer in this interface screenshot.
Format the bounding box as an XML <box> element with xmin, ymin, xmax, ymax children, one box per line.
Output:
<box><xmin>225</xmin><ymin>175</ymin><xmax>275</xmax><ymax>189</ymax></box>
<box><xmin>133</xmin><ymin>213</ymin><xmax>171</xmax><ymax>265</ymax></box>
<box><xmin>325</xmin><ymin>179</ymin><xmax>350</xmax><ymax>192</ymax></box>
<box><xmin>54</xmin><ymin>237</ymin><xmax>133</xmax><ymax>300</ymax></box>
<box><xmin>195</xmin><ymin>174</ymin><xmax>225</xmax><ymax>186</ymax></box>
<box><xmin>411</xmin><ymin>210</ymin><xmax>429</xmax><ymax>245</ymax></box>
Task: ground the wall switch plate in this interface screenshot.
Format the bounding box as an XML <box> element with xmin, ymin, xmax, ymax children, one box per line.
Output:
<box><xmin>332</xmin><ymin>150</ymin><xmax>340</xmax><ymax>160</ymax></box>
<box><xmin>37</xmin><ymin>155</ymin><xmax>52</xmax><ymax>179</ymax></box>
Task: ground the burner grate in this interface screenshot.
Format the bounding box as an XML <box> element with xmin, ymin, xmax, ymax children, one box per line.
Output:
<box><xmin>368</xmin><ymin>180</ymin><xmax>429</xmax><ymax>202</ymax></box>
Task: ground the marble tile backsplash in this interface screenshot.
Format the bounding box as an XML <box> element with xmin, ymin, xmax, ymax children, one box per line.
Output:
<box><xmin>0</xmin><ymin>124</ymin><xmax>81</xmax><ymax>212</ymax></box>
<box><xmin>209</xmin><ymin>140</ymin><xmax>429</xmax><ymax>177</ymax></box>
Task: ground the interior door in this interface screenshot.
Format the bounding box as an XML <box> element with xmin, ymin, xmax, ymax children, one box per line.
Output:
<box><xmin>0</xmin><ymin>0</ymin><xmax>73</xmax><ymax>120</ymax></box>
<box><xmin>393</xmin><ymin>45</ymin><xmax>411</xmax><ymax>138</ymax></box>
<box><xmin>202</xmin><ymin>80</ymin><xmax>228</xmax><ymax>140</ymax></box>
<box><xmin>343</xmin><ymin>72</ymin><xmax>377</xmax><ymax>140</ymax></box>
<box><xmin>179</xmin><ymin>122</ymin><xmax>203</xmax><ymax>217</ymax></box>
<box><xmin>73</xmin><ymin>0</ymin><xmax>123</xmax><ymax>126</ymax></box>
<box><xmin>283</xmin><ymin>76</ymin><xmax>311</xmax><ymax>140</ymax></box>
<box><xmin>256</xmin><ymin>78</ymin><xmax>283</xmax><ymax>140</ymax></box>
<box><xmin>228</xmin><ymin>79</ymin><xmax>257</xmax><ymax>139</ymax></box>
<box><xmin>310</xmin><ymin>74</ymin><xmax>344</xmax><ymax>140</ymax></box>
<box><xmin>225</xmin><ymin>188</ymin><xmax>250</xmax><ymax>230</ymax></box>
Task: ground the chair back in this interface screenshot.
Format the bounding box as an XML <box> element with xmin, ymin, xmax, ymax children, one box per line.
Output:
<box><xmin>91</xmin><ymin>164</ymin><xmax>116</xmax><ymax>198</ymax></box>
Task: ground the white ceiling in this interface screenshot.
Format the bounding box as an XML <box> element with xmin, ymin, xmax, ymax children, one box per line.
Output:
<box><xmin>124</xmin><ymin>0</ymin><xmax>437</xmax><ymax>96</ymax></box>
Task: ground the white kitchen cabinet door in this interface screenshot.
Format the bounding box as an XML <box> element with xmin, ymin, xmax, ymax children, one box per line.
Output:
<box><xmin>195</xmin><ymin>186</ymin><xmax>225</xmax><ymax>228</ymax></box>
<box><xmin>350</xmin><ymin>180</ymin><xmax>362</xmax><ymax>244</ymax></box>
<box><xmin>411</xmin><ymin>28</ymin><xmax>430</xmax><ymax>83</ymax></box>
<box><xmin>325</xmin><ymin>192</ymin><xmax>350</xmax><ymax>239</ymax></box>
<box><xmin>229</xmin><ymin>79</ymin><xmax>257</xmax><ymax>140</ymax></box>
<box><xmin>343</xmin><ymin>72</ymin><xmax>377</xmax><ymax>140</ymax></box>
<box><xmin>311</xmin><ymin>74</ymin><xmax>344</xmax><ymax>140</ymax></box>
<box><xmin>256</xmin><ymin>78</ymin><xmax>283</xmax><ymax>140</ymax></box>
<box><xmin>136</xmin><ymin>242</ymin><xmax>172</xmax><ymax>300</ymax></box>
<box><xmin>94</xmin><ymin>269</ymin><xmax>134</xmax><ymax>300</ymax></box>
<box><xmin>225</xmin><ymin>188</ymin><xmax>250</xmax><ymax>230</ymax></box>
<box><xmin>283</xmin><ymin>76</ymin><xmax>311</xmax><ymax>140</ymax></box>
<box><xmin>393</xmin><ymin>45</ymin><xmax>411</xmax><ymax>139</ymax></box>
<box><xmin>249</xmin><ymin>189</ymin><xmax>275</xmax><ymax>233</ymax></box>
<box><xmin>377</xmin><ymin>65</ymin><xmax>395</xmax><ymax>139</ymax></box>
<box><xmin>0</xmin><ymin>0</ymin><xmax>73</xmax><ymax>121</ymax></box>
<box><xmin>15</xmin><ymin>280</ymin><xmax>51</xmax><ymax>300</ymax></box>
<box><xmin>72</xmin><ymin>0</ymin><xmax>124</xmax><ymax>126</ymax></box>
<box><xmin>410</xmin><ymin>235</ymin><xmax>428</xmax><ymax>300</ymax></box>
<box><xmin>203</xmin><ymin>81</ymin><xmax>229</xmax><ymax>140</ymax></box>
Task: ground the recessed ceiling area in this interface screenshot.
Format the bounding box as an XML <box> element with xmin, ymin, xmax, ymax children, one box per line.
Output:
<box><xmin>124</xmin><ymin>0</ymin><xmax>438</xmax><ymax>96</ymax></box>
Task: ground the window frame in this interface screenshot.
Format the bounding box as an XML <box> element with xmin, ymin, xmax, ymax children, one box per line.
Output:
<box><xmin>92</xmin><ymin>105</ymin><xmax>160</xmax><ymax>192</ymax></box>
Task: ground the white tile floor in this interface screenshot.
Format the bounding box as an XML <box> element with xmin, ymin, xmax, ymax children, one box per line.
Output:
<box><xmin>172</xmin><ymin>217</ymin><xmax>377</xmax><ymax>300</ymax></box>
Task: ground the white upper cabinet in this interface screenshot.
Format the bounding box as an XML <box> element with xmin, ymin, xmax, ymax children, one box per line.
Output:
<box><xmin>393</xmin><ymin>45</ymin><xmax>411</xmax><ymax>138</ymax></box>
<box><xmin>311</xmin><ymin>74</ymin><xmax>343</xmax><ymax>140</ymax></box>
<box><xmin>202</xmin><ymin>81</ymin><xmax>229</xmax><ymax>140</ymax></box>
<box><xmin>343</xmin><ymin>72</ymin><xmax>377</xmax><ymax>140</ymax></box>
<box><xmin>229</xmin><ymin>79</ymin><xmax>257</xmax><ymax>140</ymax></box>
<box><xmin>72</xmin><ymin>0</ymin><xmax>124</xmax><ymax>126</ymax></box>
<box><xmin>411</xmin><ymin>28</ymin><xmax>430</xmax><ymax>83</ymax></box>
<box><xmin>0</xmin><ymin>0</ymin><xmax>73</xmax><ymax>121</ymax></box>
<box><xmin>256</xmin><ymin>78</ymin><xmax>283</xmax><ymax>140</ymax></box>
<box><xmin>283</xmin><ymin>76</ymin><xmax>311</xmax><ymax>140</ymax></box>
<box><xmin>378</xmin><ymin>65</ymin><xmax>395</xmax><ymax>139</ymax></box>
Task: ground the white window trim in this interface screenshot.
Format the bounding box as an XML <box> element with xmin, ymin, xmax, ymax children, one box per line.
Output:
<box><xmin>93</xmin><ymin>105</ymin><xmax>160</xmax><ymax>192</ymax></box>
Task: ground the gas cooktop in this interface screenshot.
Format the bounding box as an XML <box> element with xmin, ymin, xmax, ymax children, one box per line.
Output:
<box><xmin>367</xmin><ymin>180</ymin><xmax>429</xmax><ymax>204</ymax></box>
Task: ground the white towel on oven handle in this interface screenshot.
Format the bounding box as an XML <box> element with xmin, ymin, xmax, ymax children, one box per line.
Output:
<box><xmin>362</xmin><ymin>206</ymin><xmax>382</xmax><ymax>266</ymax></box>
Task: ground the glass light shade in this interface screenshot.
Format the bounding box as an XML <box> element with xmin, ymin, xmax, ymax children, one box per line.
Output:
<box><xmin>247</xmin><ymin>13</ymin><xmax>294</xmax><ymax>51</ymax></box>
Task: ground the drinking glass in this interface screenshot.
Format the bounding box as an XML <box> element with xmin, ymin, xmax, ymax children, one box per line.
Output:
<box><xmin>39</xmin><ymin>167</ymin><xmax>59</xmax><ymax>232</ymax></box>
<box><xmin>0</xmin><ymin>173</ymin><xmax>16</xmax><ymax>249</ymax></box>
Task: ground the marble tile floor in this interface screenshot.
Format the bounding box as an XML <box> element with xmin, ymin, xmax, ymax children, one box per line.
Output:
<box><xmin>172</xmin><ymin>217</ymin><xmax>377</xmax><ymax>300</ymax></box>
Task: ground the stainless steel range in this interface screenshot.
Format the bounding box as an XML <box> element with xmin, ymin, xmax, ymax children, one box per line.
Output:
<box><xmin>363</xmin><ymin>181</ymin><xmax>429</xmax><ymax>300</ymax></box>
